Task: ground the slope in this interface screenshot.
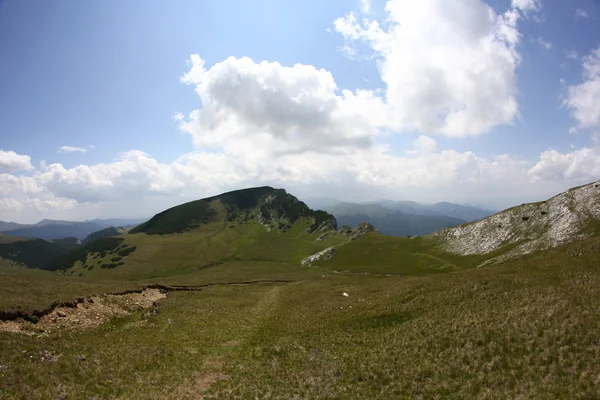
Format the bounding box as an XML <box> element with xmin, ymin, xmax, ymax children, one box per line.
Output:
<box><xmin>58</xmin><ymin>187</ymin><xmax>345</xmax><ymax>280</ymax></box>
<box><xmin>0</xmin><ymin>235</ymin><xmax>68</xmax><ymax>270</ymax></box>
<box><xmin>433</xmin><ymin>179</ymin><xmax>600</xmax><ymax>263</ymax></box>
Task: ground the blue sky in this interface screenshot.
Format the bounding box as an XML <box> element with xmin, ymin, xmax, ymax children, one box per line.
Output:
<box><xmin>0</xmin><ymin>0</ymin><xmax>599</xmax><ymax>223</ymax></box>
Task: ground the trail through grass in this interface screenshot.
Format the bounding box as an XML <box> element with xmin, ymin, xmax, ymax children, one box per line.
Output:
<box><xmin>2</xmin><ymin>237</ymin><xmax>600</xmax><ymax>398</ymax></box>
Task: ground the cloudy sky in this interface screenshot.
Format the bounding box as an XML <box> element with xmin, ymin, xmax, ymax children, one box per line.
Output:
<box><xmin>1</xmin><ymin>0</ymin><xmax>599</xmax><ymax>223</ymax></box>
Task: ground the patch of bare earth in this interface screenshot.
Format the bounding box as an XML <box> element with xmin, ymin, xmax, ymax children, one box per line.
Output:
<box><xmin>174</xmin><ymin>371</ymin><xmax>229</xmax><ymax>399</ymax></box>
<box><xmin>0</xmin><ymin>288</ymin><xmax>165</xmax><ymax>335</ymax></box>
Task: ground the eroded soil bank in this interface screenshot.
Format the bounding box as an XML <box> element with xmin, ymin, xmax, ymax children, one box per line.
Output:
<box><xmin>0</xmin><ymin>288</ymin><xmax>166</xmax><ymax>335</ymax></box>
<box><xmin>0</xmin><ymin>280</ymin><xmax>292</xmax><ymax>335</ymax></box>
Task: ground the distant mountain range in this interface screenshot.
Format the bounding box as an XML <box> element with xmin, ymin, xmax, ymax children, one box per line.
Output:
<box><xmin>321</xmin><ymin>200</ymin><xmax>496</xmax><ymax>236</ymax></box>
<box><xmin>0</xmin><ymin>218</ymin><xmax>147</xmax><ymax>241</ymax></box>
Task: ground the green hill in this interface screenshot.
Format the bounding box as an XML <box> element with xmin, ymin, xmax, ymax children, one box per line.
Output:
<box><xmin>132</xmin><ymin>186</ymin><xmax>336</xmax><ymax>235</ymax></box>
<box><xmin>81</xmin><ymin>226</ymin><xmax>124</xmax><ymax>245</ymax></box>
<box><xmin>0</xmin><ymin>235</ymin><xmax>67</xmax><ymax>270</ymax></box>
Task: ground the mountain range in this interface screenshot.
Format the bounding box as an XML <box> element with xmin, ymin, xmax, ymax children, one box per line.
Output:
<box><xmin>321</xmin><ymin>200</ymin><xmax>495</xmax><ymax>236</ymax></box>
<box><xmin>1</xmin><ymin>180</ymin><xmax>598</xmax><ymax>275</ymax></box>
<box><xmin>0</xmin><ymin>218</ymin><xmax>147</xmax><ymax>241</ymax></box>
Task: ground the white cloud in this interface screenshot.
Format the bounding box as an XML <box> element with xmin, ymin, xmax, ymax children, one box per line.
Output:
<box><xmin>58</xmin><ymin>146</ymin><xmax>87</xmax><ymax>154</ymax></box>
<box><xmin>565</xmin><ymin>50</ymin><xmax>579</xmax><ymax>61</ymax></box>
<box><xmin>566</xmin><ymin>47</ymin><xmax>600</xmax><ymax>130</ymax></box>
<box><xmin>528</xmin><ymin>146</ymin><xmax>600</xmax><ymax>182</ymax></box>
<box><xmin>575</xmin><ymin>8</ymin><xmax>589</xmax><ymax>19</ymax></box>
<box><xmin>410</xmin><ymin>135</ymin><xmax>438</xmax><ymax>155</ymax></box>
<box><xmin>537</xmin><ymin>37</ymin><xmax>552</xmax><ymax>50</ymax></box>
<box><xmin>179</xmin><ymin>55</ymin><xmax>390</xmax><ymax>159</ymax></box>
<box><xmin>334</xmin><ymin>0</ymin><xmax>524</xmax><ymax>137</ymax></box>
<box><xmin>511</xmin><ymin>0</ymin><xmax>541</xmax><ymax>14</ymax></box>
<box><xmin>360</xmin><ymin>0</ymin><xmax>372</xmax><ymax>14</ymax></box>
<box><xmin>0</xmin><ymin>150</ymin><xmax>33</xmax><ymax>172</ymax></box>
<box><xmin>173</xmin><ymin>112</ymin><xmax>184</xmax><ymax>121</ymax></box>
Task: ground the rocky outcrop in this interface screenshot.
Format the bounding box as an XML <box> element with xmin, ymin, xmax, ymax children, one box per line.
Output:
<box><xmin>339</xmin><ymin>222</ymin><xmax>378</xmax><ymax>241</ymax></box>
<box><xmin>257</xmin><ymin>189</ymin><xmax>338</xmax><ymax>234</ymax></box>
<box><xmin>432</xmin><ymin>180</ymin><xmax>600</xmax><ymax>262</ymax></box>
<box><xmin>301</xmin><ymin>247</ymin><xmax>336</xmax><ymax>266</ymax></box>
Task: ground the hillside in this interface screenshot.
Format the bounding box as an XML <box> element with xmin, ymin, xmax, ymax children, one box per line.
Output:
<box><xmin>0</xmin><ymin>235</ymin><xmax>68</xmax><ymax>270</ymax></box>
<box><xmin>132</xmin><ymin>186</ymin><xmax>336</xmax><ymax>235</ymax></box>
<box><xmin>81</xmin><ymin>226</ymin><xmax>125</xmax><ymax>245</ymax></box>
<box><xmin>433</xmin><ymin>179</ymin><xmax>600</xmax><ymax>264</ymax></box>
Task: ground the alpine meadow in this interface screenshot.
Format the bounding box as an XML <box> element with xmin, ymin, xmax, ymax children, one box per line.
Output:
<box><xmin>1</xmin><ymin>0</ymin><xmax>600</xmax><ymax>399</ymax></box>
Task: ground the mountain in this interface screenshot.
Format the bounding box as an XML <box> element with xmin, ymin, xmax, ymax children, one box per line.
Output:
<box><xmin>433</xmin><ymin>180</ymin><xmax>600</xmax><ymax>264</ymax></box>
<box><xmin>0</xmin><ymin>218</ymin><xmax>147</xmax><ymax>241</ymax></box>
<box><xmin>3</xmin><ymin>221</ymin><xmax>106</xmax><ymax>241</ymax></box>
<box><xmin>89</xmin><ymin>218</ymin><xmax>147</xmax><ymax>228</ymax></box>
<box><xmin>132</xmin><ymin>186</ymin><xmax>336</xmax><ymax>235</ymax></box>
<box><xmin>0</xmin><ymin>234</ymin><xmax>68</xmax><ymax>270</ymax></box>
<box><xmin>427</xmin><ymin>202</ymin><xmax>496</xmax><ymax>222</ymax></box>
<box><xmin>51</xmin><ymin>237</ymin><xmax>81</xmax><ymax>251</ymax></box>
<box><xmin>326</xmin><ymin>202</ymin><xmax>467</xmax><ymax>236</ymax></box>
<box><xmin>82</xmin><ymin>226</ymin><xmax>125</xmax><ymax>245</ymax></box>
<box><xmin>0</xmin><ymin>221</ymin><xmax>30</xmax><ymax>232</ymax></box>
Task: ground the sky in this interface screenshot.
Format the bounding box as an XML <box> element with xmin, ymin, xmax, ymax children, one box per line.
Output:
<box><xmin>1</xmin><ymin>0</ymin><xmax>600</xmax><ymax>223</ymax></box>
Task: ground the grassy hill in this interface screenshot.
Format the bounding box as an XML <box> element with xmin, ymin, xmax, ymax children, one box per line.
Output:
<box><xmin>0</xmin><ymin>235</ymin><xmax>68</xmax><ymax>270</ymax></box>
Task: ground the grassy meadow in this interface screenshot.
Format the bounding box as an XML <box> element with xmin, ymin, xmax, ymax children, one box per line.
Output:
<box><xmin>1</xmin><ymin>235</ymin><xmax>600</xmax><ymax>398</ymax></box>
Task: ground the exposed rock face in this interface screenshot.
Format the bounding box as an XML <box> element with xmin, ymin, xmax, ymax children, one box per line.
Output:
<box><xmin>257</xmin><ymin>189</ymin><xmax>338</xmax><ymax>234</ymax></box>
<box><xmin>432</xmin><ymin>180</ymin><xmax>600</xmax><ymax>262</ymax></box>
<box><xmin>339</xmin><ymin>222</ymin><xmax>378</xmax><ymax>241</ymax></box>
<box><xmin>301</xmin><ymin>247</ymin><xmax>336</xmax><ymax>266</ymax></box>
<box><xmin>306</xmin><ymin>214</ymin><xmax>338</xmax><ymax>234</ymax></box>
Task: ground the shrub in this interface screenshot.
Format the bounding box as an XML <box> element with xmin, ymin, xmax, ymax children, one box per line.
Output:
<box><xmin>118</xmin><ymin>246</ymin><xmax>136</xmax><ymax>257</ymax></box>
<box><xmin>522</xmin><ymin>216</ymin><xmax>530</xmax><ymax>221</ymax></box>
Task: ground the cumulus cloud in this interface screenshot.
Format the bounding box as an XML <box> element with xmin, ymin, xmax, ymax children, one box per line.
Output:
<box><xmin>4</xmin><ymin>0</ymin><xmax>598</xmax><ymax>222</ymax></box>
<box><xmin>58</xmin><ymin>146</ymin><xmax>87</xmax><ymax>154</ymax></box>
<box><xmin>334</xmin><ymin>0</ymin><xmax>525</xmax><ymax>137</ymax></box>
<box><xmin>0</xmin><ymin>150</ymin><xmax>33</xmax><ymax>172</ymax></box>
<box><xmin>528</xmin><ymin>147</ymin><xmax>600</xmax><ymax>182</ymax></box>
<box><xmin>179</xmin><ymin>55</ymin><xmax>390</xmax><ymax>159</ymax></box>
<box><xmin>511</xmin><ymin>0</ymin><xmax>541</xmax><ymax>13</ymax></box>
<box><xmin>360</xmin><ymin>0</ymin><xmax>372</xmax><ymax>14</ymax></box>
<box><xmin>566</xmin><ymin>47</ymin><xmax>600</xmax><ymax>130</ymax></box>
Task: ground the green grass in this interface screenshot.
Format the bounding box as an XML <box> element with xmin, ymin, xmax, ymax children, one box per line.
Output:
<box><xmin>0</xmin><ymin>265</ymin><xmax>141</xmax><ymax>313</ymax></box>
<box><xmin>64</xmin><ymin>218</ymin><xmax>347</xmax><ymax>281</ymax></box>
<box><xmin>316</xmin><ymin>232</ymin><xmax>512</xmax><ymax>274</ymax></box>
<box><xmin>1</xmin><ymin>236</ymin><xmax>600</xmax><ymax>398</ymax></box>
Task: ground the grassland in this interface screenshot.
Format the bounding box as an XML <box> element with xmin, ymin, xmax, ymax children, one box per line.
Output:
<box><xmin>64</xmin><ymin>218</ymin><xmax>348</xmax><ymax>281</ymax></box>
<box><xmin>1</xmin><ymin>236</ymin><xmax>600</xmax><ymax>398</ymax></box>
<box><xmin>0</xmin><ymin>262</ymin><xmax>141</xmax><ymax>313</ymax></box>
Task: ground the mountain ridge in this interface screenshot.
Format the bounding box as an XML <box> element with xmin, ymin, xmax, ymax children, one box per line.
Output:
<box><xmin>432</xmin><ymin>179</ymin><xmax>600</xmax><ymax>264</ymax></box>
